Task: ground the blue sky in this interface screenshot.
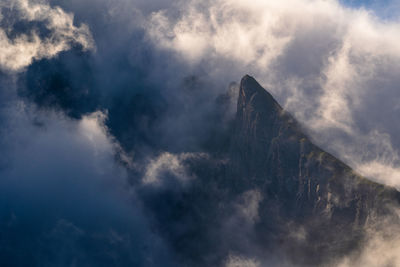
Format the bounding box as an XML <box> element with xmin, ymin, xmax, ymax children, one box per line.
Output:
<box><xmin>341</xmin><ymin>0</ymin><xmax>400</xmax><ymax>19</ymax></box>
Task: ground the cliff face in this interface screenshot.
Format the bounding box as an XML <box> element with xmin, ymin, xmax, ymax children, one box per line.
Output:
<box><xmin>229</xmin><ymin>75</ymin><xmax>400</xmax><ymax>263</ymax></box>
<box><xmin>142</xmin><ymin>75</ymin><xmax>400</xmax><ymax>267</ymax></box>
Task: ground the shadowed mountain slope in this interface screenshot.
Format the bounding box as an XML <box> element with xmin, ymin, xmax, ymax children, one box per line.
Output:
<box><xmin>228</xmin><ymin>75</ymin><xmax>400</xmax><ymax>264</ymax></box>
<box><xmin>232</xmin><ymin>75</ymin><xmax>399</xmax><ymax>218</ymax></box>
<box><xmin>143</xmin><ymin>75</ymin><xmax>400</xmax><ymax>266</ymax></box>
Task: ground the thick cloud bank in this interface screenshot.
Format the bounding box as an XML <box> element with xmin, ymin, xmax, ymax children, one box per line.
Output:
<box><xmin>147</xmin><ymin>0</ymin><xmax>400</xmax><ymax>189</ymax></box>
<box><xmin>0</xmin><ymin>96</ymin><xmax>174</xmax><ymax>266</ymax></box>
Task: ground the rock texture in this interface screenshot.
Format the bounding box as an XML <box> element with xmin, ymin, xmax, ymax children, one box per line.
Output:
<box><xmin>143</xmin><ymin>75</ymin><xmax>400</xmax><ymax>267</ymax></box>
<box><xmin>229</xmin><ymin>75</ymin><xmax>400</xmax><ymax>264</ymax></box>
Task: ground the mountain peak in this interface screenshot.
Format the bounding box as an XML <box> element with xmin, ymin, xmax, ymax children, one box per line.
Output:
<box><xmin>238</xmin><ymin>75</ymin><xmax>281</xmax><ymax>113</ymax></box>
<box><xmin>229</xmin><ymin>75</ymin><xmax>400</xmax><ymax>264</ymax></box>
<box><xmin>240</xmin><ymin>74</ymin><xmax>261</xmax><ymax>91</ymax></box>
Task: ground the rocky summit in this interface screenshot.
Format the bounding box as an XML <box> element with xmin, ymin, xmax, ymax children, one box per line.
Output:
<box><xmin>228</xmin><ymin>75</ymin><xmax>400</xmax><ymax>264</ymax></box>
<box><xmin>143</xmin><ymin>75</ymin><xmax>400</xmax><ymax>266</ymax></box>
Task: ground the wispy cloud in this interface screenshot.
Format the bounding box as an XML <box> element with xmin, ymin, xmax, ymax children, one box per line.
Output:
<box><xmin>225</xmin><ymin>254</ymin><xmax>260</xmax><ymax>267</ymax></box>
<box><xmin>146</xmin><ymin>0</ymin><xmax>400</xmax><ymax>188</ymax></box>
<box><xmin>0</xmin><ymin>0</ymin><xmax>94</xmax><ymax>72</ymax></box>
<box><xmin>143</xmin><ymin>152</ymin><xmax>208</xmax><ymax>186</ymax></box>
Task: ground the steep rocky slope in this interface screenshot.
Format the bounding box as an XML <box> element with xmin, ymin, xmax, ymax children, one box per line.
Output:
<box><xmin>228</xmin><ymin>75</ymin><xmax>400</xmax><ymax>264</ymax></box>
<box><xmin>141</xmin><ymin>75</ymin><xmax>400</xmax><ymax>266</ymax></box>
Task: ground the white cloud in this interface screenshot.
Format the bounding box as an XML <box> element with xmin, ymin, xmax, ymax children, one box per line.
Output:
<box><xmin>146</xmin><ymin>0</ymin><xmax>400</xmax><ymax>188</ymax></box>
<box><xmin>148</xmin><ymin>0</ymin><xmax>298</xmax><ymax>66</ymax></box>
<box><xmin>143</xmin><ymin>152</ymin><xmax>208</xmax><ymax>186</ymax></box>
<box><xmin>225</xmin><ymin>254</ymin><xmax>260</xmax><ymax>267</ymax></box>
<box><xmin>0</xmin><ymin>0</ymin><xmax>94</xmax><ymax>72</ymax></box>
<box><xmin>336</xmin><ymin>210</ymin><xmax>400</xmax><ymax>267</ymax></box>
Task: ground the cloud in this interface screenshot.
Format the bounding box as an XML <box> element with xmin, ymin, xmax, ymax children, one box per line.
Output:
<box><xmin>336</xmin><ymin>209</ymin><xmax>400</xmax><ymax>267</ymax></box>
<box><xmin>225</xmin><ymin>254</ymin><xmax>260</xmax><ymax>267</ymax></box>
<box><xmin>147</xmin><ymin>0</ymin><xmax>295</xmax><ymax>67</ymax></box>
<box><xmin>234</xmin><ymin>189</ymin><xmax>262</xmax><ymax>224</ymax></box>
<box><xmin>0</xmin><ymin>98</ymin><xmax>174</xmax><ymax>266</ymax></box>
<box><xmin>0</xmin><ymin>0</ymin><xmax>94</xmax><ymax>72</ymax></box>
<box><xmin>2</xmin><ymin>0</ymin><xmax>400</xmax><ymax>266</ymax></box>
<box><xmin>146</xmin><ymin>0</ymin><xmax>400</xmax><ymax>188</ymax></box>
<box><xmin>143</xmin><ymin>152</ymin><xmax>208</xmax><ymax>186</ymax></box>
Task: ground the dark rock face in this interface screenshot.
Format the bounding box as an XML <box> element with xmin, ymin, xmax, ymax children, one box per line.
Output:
<box><xmin>142</xmin><ymin>75</ymin><xmax>400</xmax><ymax>266</ymax></box>
<box><xmin>229</xmin><ymin>75</ymin><xmax>400</xmax><ymax>264</ymax></box>
<box><xmin>232</xmin><ymin>75</ymin><xmax>396</xmax><ymax>214</ymax></box>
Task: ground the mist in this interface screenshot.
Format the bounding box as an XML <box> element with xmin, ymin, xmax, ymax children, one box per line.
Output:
<box><xmin>2</xmin><ymin>0</ymin><xmax>400</xmax><ymax>266</ymax></box>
